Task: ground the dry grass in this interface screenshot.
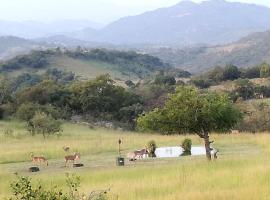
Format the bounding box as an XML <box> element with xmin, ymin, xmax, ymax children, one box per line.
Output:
<box><xmin>0</xmin><ymin>120</ymin><xmax>270</xmax><ymax>199</ymax></box>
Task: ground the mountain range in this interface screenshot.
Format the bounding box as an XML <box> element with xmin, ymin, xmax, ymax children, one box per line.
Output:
<box><xmin>2</xmin><ymin>0</ymin><xmax>270</xmax><ymax>46</ymax></box>
<box><xmin>0</xmin><ymin>20</ymin><xmax>103</xmax><ymax>39</ymax></box>
<box><xmin>146</xmin><ymin>30</ymin><xmax>270</xmax><ymax>73</ymax></box>
<box><xmin>3</xmin><ymin>0</ymin><xmax>270</xmax><ymax>73</ymax></box>
<box><xmin>3</xmin><ymin>28</ymin><xmax>270</xmax><ymax>74</ymax></box>
<box><xmin>72</xmin><ymin>0</ymin><xmax>270</xmax><ymax>45</ymax></box>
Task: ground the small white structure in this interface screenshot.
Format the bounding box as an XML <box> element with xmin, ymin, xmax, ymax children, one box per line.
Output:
<box><xmin>155</xmin><ymin>146</ymin><xmax>215</xmax><ymax>158</ymax></box>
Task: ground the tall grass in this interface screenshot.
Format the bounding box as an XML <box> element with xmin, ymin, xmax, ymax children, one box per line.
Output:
<box><xmin>1</xmin><ymin>120</ymin><xmax>270</xmax><ymax>199</ymax></box>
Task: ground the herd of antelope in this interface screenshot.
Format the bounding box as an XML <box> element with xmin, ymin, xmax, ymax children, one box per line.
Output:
<box><xmin>30</xmin><ymin>146</ymin><xmax>81</xmax><ymax>167</ymax></box>
<box><xmin>30</xmin><ymin>145</ymin><xmax>149</xmax><ymax>168</ymax></box>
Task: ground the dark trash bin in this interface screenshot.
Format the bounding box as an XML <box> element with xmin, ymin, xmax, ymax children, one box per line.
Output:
<box><xmin>116</xmin><ymin>157</ymin><xmax>125</xmax><ymax>166</ymax></box>
<box><xmin>29</xmin><ymin>167</ymin><xmax>40</xmax><ymax>172</ymax></box>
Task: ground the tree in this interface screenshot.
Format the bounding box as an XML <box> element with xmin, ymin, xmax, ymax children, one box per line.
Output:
<box><xmin>0</xmin><ymin>76</ymin><xmax>11</xmax><ymax>105</ymax></box>
<box><xmin>137</xmin><ymin>86</ymin><xmax>242</xmax><ymax>160</ymax></box>
<box><xmin>154</xmin><ymin>74</ymin><xmax>176</xmax><ymax>85</ymax></box>
<box><xmin>222</xmin><ymin>65</ymin><xmax>240</xmax><ymax>81</ymax></box>
<box><xmin>241</xmin><ymin>66</ymin><xmax>260</xmax><ymax>79</ymax></box>
<box><xmin>260</xmin><ymin>63</ymin><xmax>270</xmax><ymax>78</ymax></box>
<box><xmin>69</xmin><ymin>74</ymin><xmax>142</xmax><ymax>116</ymax></box>
<box><xmin>192</xmin><ymin>78</ymin><xmax>211</xmax><ymax>89</ymax></box>
<box><xmin>16</xmin><ymin>103</ymin><xmax>38</xmax><ymax>121</ymax></box>
<box><xmin>233</xmin><ymin>79</ymin><xmax>255</xmax><ymax>100</ymax></box>
<box><xmin>28</xmin><ymin>112</ymin><xmax>62</xmax><ymax>138</ymax></box>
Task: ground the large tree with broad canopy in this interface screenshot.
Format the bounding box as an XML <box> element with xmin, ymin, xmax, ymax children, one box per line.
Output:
<box><xmin>137</xmin><ymin>86</ymin><xmax>242</xmax><ymax>160</ymax></box>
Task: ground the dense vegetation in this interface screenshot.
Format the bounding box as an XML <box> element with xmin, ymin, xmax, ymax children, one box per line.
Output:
<box><xmin>0</xmin><ymin>48</ymin><xmax>270</xmax><ymax>135</ymax></box>
<box><xmin>191</xmin><ymin>64</ymin><xmax>270</xmax><ymax>100</ymax></box>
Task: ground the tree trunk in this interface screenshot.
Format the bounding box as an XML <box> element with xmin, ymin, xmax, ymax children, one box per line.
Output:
<box><xmin>203</xmin><ymin>131</ymin><xmax>212</xmax><ymax>161</ymax></box>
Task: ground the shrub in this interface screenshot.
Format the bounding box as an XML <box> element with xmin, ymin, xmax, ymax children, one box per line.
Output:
<box><xmin>9</xmin><ymin>174</ymin><xmax>110</xmax><ymax>200</ymax></box>
<box><xmin>222</xmin><ymin>65</ymin><xmax>241</xmax><ymax>81</ymax></box>
<box><xmin>27</xmin><ymin>112</ymin><xmax>62</xmax><ymax>138</ymax></box>
<box><xmin>260</xmin><ymin>63</ymin><xmax>270</xmax><ymax>78</ymax></box>
<box><xmin>16</xmin><ymin>103</ymin><xmax>38</xmax><ymax>121</ymax></box>
<box><xmin>192</xmin><ymin>78</ymin><xmax>211</xmax><ymax>89</ymax></box>
<box><xmin>16</xmin><ymin>103</ymin><xmax>67</xmax><ymax>122</ymax></box>
<box><xmin>237</xmin><ymin>103</ymin><xmax>270</xmax><ymax>133</ymax></box>
<box><xmin>181</xmin><ymin>138</ymin><xmax>192</xmax><ymax>153</ymax></box>
<box><xmin>147</xmin><ymin>140</ymin><xmax>157</xmax><ymax>157</ymax></box>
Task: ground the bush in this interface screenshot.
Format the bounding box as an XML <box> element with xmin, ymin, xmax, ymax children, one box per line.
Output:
<box><xmin>237</xmin><ymin>103</ymin><xmax>270</xmax><ymax>133</ymax></box>
<box><xmin>9</xmin><ymin>174</ymin><xmax>110</xmax><ymax>200</ymax></box>
<box><xmin>16</xmin><ymin>103</ymin><xmax>38</xmax><ymax>121</ymax></box>
<box><xmin>147</xmin><ymin>140</ymin><xmax>157</xmax><ymax>157</ymax></box>
<box><xmin>27</xmin><ymin>112</ymin><xmax>62</xmax><ymax>138</ymax></box>
<box><xmin>154</xmin><ymin>74</ymin><xmax>176</xmax><ymax>85</ymax></box>
<box><xmin>222</xmin><ymin>65</ymin><xmax>241</xmax><ymax>81</ymax></box>
<box><xmin>192</xmin><ymin>78</ymin><xmax>211</xmax><ymax>89</ymax></box>
<box><xmin>260</xmin><ymin>63</ymin><xmax>270</xmax><ymax>78</ymax></box>
<box><xmin>181</xmin><ymin>138</ymin><xmax>192</xmax><ymax>154</ymax></box>
<box><xmin>16</xmin><ymin>103</ymin><xmax>68</xmax><ymax>122</ymax></box>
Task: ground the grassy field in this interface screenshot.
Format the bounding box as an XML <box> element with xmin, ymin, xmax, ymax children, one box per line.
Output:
<box><xmin>1</xmin><ymin>120</ymin><xmax>270</xmax><ymax>199</ymax></box>
<box><xmin>49</xmin><ymin>55</ymin><xmax>133</xmax><ymax>81</ymax></box>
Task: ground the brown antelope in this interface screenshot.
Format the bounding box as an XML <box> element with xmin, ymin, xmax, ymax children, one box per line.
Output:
<box><xmin>64</xmin><ymin>153</ymin><xmax>80</xmax><ymax>167</ymax></box>
<box><xmin>30</xmin><ymin>152</ymin><xmax>48</xmax><ymax>166</ymax></box>
<box><xmin>127</xmin><ymin>148</ymin><xmax>149</xmax><ymax>161</ymax></box>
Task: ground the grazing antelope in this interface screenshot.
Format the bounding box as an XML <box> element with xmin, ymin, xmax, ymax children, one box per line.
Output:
<box><xmin>64</xmin><ymin>153</ymin><xmax>81</xmax><ymax>167</ymax></box>
<box><xmin>30</xmin><ymin>152</ymin><xmax>48</xmax><ymax>166</ymax></box>
<box><xmin>127</xmin><ymin>148</ymin><xmax>149</xmax><ymax>161</ymax></box>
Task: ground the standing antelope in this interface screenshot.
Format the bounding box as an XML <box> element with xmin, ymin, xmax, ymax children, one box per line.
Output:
<box><xmin>64</xmin><ymin>153</ymin><xmax>80</xmax><ymax>167</ymax></box>
<box><xmin>30</xmin><ymin>152</ymin><xmax>48</xmax><ymax>166</ymax></box>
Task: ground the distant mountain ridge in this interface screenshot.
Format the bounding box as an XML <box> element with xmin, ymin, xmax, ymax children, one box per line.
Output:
<box><xmin>0</xmin><ymin>36</ymin><xmax>46</xmax><ymax>60</ymax></box>
<box><xmin>73</xmin><ymin>0</ymin><xmax>270</xmax><ymax>46</ymax></box>
<box><xmin>2</xmin><ymin>1</ymin><xmax>270</xmax><ymax>47</ymax></box>
<box><xmin>0</xmin><ymin>20</ymin><xmax>102</xmax><ymax>38</ymax></box>
<box><xmin>147</xmin><ymin>30</ymin><xmax>270</xmax><ymax>73</ymax></box>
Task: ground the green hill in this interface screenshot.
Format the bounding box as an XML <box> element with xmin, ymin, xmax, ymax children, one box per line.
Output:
<box><xmin>0</xmin><ymin>48</ymin><xmax>171</xmax><ymax>81</ymax></box>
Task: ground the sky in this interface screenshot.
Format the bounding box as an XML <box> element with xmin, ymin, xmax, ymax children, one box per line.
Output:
<box><xmin>1</xmin><ymin>0</ymin><xmax>270</xmax><ymax>25</ymax></box>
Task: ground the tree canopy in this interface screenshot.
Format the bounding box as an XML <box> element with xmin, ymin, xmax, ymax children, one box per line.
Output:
<box><xmin>137</xmin><ymin>86</ymin><xmax>242</xmax><ymax>160</ymax></box>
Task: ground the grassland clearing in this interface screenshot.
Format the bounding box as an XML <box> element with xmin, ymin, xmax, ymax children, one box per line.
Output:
<box><xmin>0</xmin><ymin>120</ymin><xmax>270</xmax><ymax>199</ymax></box>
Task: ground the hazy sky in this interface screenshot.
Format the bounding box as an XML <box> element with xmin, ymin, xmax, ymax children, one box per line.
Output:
<box><xmin>1</xmin><ymin>0</ymin><xmax>270</xmax><ymax>24</ymax></box>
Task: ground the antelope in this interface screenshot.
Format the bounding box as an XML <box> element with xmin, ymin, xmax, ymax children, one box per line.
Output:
<box><xmin>30</xmin><ymin>152</ymin><xmax>48</xmax><ymax>166</ymax></box>
<box><xmin>127</xmin><ymin>148</ymin><xmax>149</xmax><ymax>161</ymax></box>
<box><xmin>64</xmin><ymin>153</ymin><xmax>81</xmax><ymax>167</ymax></box>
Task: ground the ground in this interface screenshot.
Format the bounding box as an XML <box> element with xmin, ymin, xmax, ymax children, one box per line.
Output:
<box><xmin>0</xmin><ymin>120</ymin><xmax>270</xmax><ymax>199</ymax></box>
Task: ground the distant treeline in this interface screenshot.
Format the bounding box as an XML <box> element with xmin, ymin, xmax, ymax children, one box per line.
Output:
<box><xmin>192</xmin><ymin>63</ymin><xmax>270</xmax><ymax>88</ymax></box>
